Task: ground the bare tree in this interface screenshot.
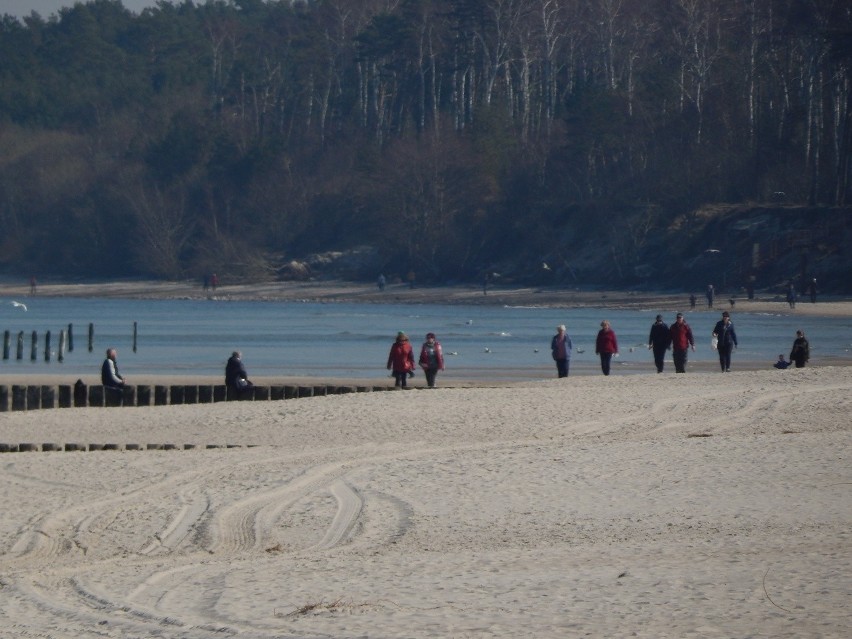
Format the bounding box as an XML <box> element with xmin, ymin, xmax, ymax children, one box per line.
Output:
<box><xmin>125</xmin><ymin>182</ymin><xmax>196</xmax><ymax>278</ymax></box>
<box><xmin>671</xmin><ymin>0</ymin><xmax>723</xmax><ymax>144</ymax></box>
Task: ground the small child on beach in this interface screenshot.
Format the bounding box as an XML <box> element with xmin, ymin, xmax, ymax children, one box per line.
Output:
<box><xmin>773</xmin><ymin>354</ymin><xmax>790</xmax><ymax>369</ymax></box>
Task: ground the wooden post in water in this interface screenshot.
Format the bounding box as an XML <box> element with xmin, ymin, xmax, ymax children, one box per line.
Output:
<box><xmin>3</xmin><ymin>330</ymin><xmax>9</xmax><ymax>360</ymax></box>
<box><xmin>133</xmin><ymin>321</ymin><xmax>137</xmax><ymax>353</ymax></box>
<box><xmin>68</xmin><ymin>323</ymin><xmax>74</xmax><ymax>352</ymax></box>
<box><xmin>30</xmin><ymin>331</ymin><xmax>38</xmax><ymax>361</ymax></box>
<box><xmin>88</xmin><ymin>323</ymin><xmax>94</xmax><ymax>352</ymax></box>
<box><xmin>16</xmin><ymin>331</ymin><xmax>24</xmax><ymax>360</ymax></box>
<box><xmin>44</xmin><ymin>330</ymin><xmax>51</xmax><ymax>362</ymax></box>
<box><xmin>58</xmin><ymin>330</ymin><xmax>66</xmax><ymax>363</ymax></box>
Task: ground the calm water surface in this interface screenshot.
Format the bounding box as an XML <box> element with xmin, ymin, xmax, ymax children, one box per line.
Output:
<box><xmin>1</xmin><ymin>297</ymin><xmax>849</xmax><ymax>380</ymax></box>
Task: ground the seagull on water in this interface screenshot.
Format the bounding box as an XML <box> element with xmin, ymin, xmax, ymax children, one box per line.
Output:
<box><xmin>10</xmin><ymin>301</ymin><xmax>27</xmax><ymax>311</ymax></box>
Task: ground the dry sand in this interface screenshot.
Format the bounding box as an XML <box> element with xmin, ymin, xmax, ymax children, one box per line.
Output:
<box><xmin>1</xmin><ymin>280</ymin><xmax>850</xmax><ymax>637</ymax></box>
<box><xmin>1</xmin><ymin>365</ymin><xmax>850</xmax><ymax>638</ymax></box>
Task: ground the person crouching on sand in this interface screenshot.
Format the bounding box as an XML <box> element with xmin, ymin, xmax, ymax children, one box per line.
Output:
<box><xmin>419</xmin><ymin>332</ymin><xmax>445</xmax><ymax>388</ymax></box>
<box><xmin>388</xmin><ymin>331</ymin><xmax>415</xmax><ymax>388</ymax></box>
<box><xmin>774</xmin><ymin>354</ymin><xmax>791</xmax><ymax>369</ymax></box>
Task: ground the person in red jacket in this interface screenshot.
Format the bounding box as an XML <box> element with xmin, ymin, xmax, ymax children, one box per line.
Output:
<box><xmin>595</xmin><ymin>319</ymin><xmax>619</xmax><ymax>375</ymax></box>
<box><xmin>387</xmin><ymin>331</ymin><xmax>415</xmax><ymax>388</ymax></box>
<box><xmin>418</xmin><ymin>332</ymin><xmax>445</xmax><ymax>388</ymax></box>
<box><xmin>669</xmin><ymin>312</ymin><xmax>696</xmax><ymax>373</ymax></box>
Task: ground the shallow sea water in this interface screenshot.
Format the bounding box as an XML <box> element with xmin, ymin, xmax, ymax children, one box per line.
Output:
<box><xmin>0</xmin><ymin>297</ymin><xmax>849</xmax><ymax>380</ymax></box>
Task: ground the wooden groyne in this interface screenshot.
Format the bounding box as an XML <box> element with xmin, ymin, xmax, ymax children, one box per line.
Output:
<box><xmin>0</xmin><ymin>381</ymin><xmax>390</xmax><ymax>412</ymax></box>
<box><xmin>2</xmin><ymin>325</ymin><xmax>78</xmax><ymax>363</ymax></box>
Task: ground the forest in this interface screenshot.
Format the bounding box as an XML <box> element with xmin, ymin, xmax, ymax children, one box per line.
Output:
<box><xmin>1</xmin><ymin>0</ymin><xmax>850</xmax><ymax>291</ymax></box>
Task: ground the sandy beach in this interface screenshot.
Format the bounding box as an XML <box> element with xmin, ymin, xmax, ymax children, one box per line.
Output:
<box><xmin>0</xmin><ymin>366</ymin><xmax>849</xmax><ymax>637</ymax></box>
<box><xmin>1</xmin><ymin>280</ymin><xmax>850</xmax><ymax>637</ymax></box>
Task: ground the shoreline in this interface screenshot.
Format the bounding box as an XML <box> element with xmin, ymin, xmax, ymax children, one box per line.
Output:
<box><xmin>1</xmin><ymin>279</ymin><xmax>850</xmax><ymax>386</ymax></box>
<box><xmin>3</xmin><ymin>277</ymin><xmax>851</xmax><ymax>316</ymax></box>
<box><xmin>3</xmin><ymin>359</ymin><xmax>852</xmax><ymax>389</ymax></box>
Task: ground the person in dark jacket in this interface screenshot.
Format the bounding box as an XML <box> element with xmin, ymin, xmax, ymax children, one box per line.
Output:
<box><xmin>712</xmin><ymin>311</ymin><xmax>738</xmax><ymax>372</ymax></box>
<box><xmin>647</xmin><ymin>315</ymin><xmax>671</xmax><ymax>373</ymax></box>
<box><xmin>387</xmin><ymin>331</ymin><xmax>415</xmax><ymax>388</ymax></box>
<box><xmin>595</xmin><ymin>320</ymin><xmax>619</xmax><ymax>376</ymax></box>
<box><xmin>101</xmin><ymin>348</ymin><xmax>125</xmax><ymax>388</ymax></box>
<box><xmin>550</xmin><ymin>324</ymin><xmax>572</xmax><ymax>378</ymax></box>
<box><xmin>774</xmin><ymin>354</ymin><xmax>791</xmax><ymax>369</ymax></box>
<box><xmin>419</xmin><ymin>332</ymin><xmax>445</xmax><ymax>388</ymax></box>
<box><xmin>225</xmin><ymin>351</ymin><xmax>252</xmax><ymax>396</ymax></box>
<box><xmin>789</xmin><ymin>330</ymin><xmax>810</xmax><ymax>368</ymax></box>
<box><xmin>786</xmin><ymin>281</ymin><xmax>797</xmax><ymax>309</ymax></box>
<box><xmin>669</xmin><ymin>313</ymin><xmax>695</xmax><ymax>373</ymax></box>
<box><xmin>101</xmin><ymin>347</ymin><xmax>126</xmax><ymax>405</ymax></box>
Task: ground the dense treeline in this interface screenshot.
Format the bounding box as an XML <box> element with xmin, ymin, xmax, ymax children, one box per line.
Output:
<box><xmin>1</xmin><ymin>0</ymin><xmax>850</xmax><ymax>287</ymax></box>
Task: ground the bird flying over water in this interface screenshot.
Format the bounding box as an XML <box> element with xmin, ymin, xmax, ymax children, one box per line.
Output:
<box><xmin>10</xmin><ymin>301</ymin><xmax>27</xmax><ymax>311</ymax></box>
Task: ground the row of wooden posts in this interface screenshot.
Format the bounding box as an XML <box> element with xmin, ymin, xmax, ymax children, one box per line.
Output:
<box><xmin>0</xmin><ymin>381</ymin><xmax>391</xmax><ymax>412</ymax></box>
<box><xmin>1</xmin><ymin>323</ymin><xmax>139</xmax><ymax>362</ymax></box>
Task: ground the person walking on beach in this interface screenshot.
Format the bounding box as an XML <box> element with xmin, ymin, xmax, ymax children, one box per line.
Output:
<box><xmin>551</xmin><ymin>324</ymin><xmax>572</xmax><ymax>378</ymax></box>
<box><xmin>706</xmin><ymin>284</ymin><xmax>715</xmax><ymax>308</ymax></box>
<box><xmin>101</xmin><ymin>347</ymin><xmax>126</xmax><ymax>404</ymax></box>
<box><xmin>225</xmin><ymin>351</ymin><xmax>253</xmax><ymax>397</ymax></box>
<box><xmin>595</xmin><ymin>320</ymin><xmax>619</xmax><ymax>376</ymax></box>
<box><xmin>712</xmin><ymin>311</ymin><xmax>738</xmax><ymax>372</ymax></box>
<box><xmin>419</xmin><ymin>332</ymin><xmax>445</xmax><ymax>388</ymax></box>
<box><xmin>669</xmin><ymin>312</ymin><xmax>695</xmax><ymax>373</ymax></box>
<box><xmin>786</xmin><ymin>281</ymin><xmax>797</xmax><ymax>309</ymax></box>
<box><xmin>388</xmin><ymin>331</ymin><xmax>415</xmax><ymax>388</ymax></box>
<box><xmin>648</xmin><ymin>315</ymin><xmax>671</xmax><ymax>373</ymax></box>
<box><xmin>789</xmin><ymin>330</ymin><xmax>810</xmax><ymax>368</ymax></box>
